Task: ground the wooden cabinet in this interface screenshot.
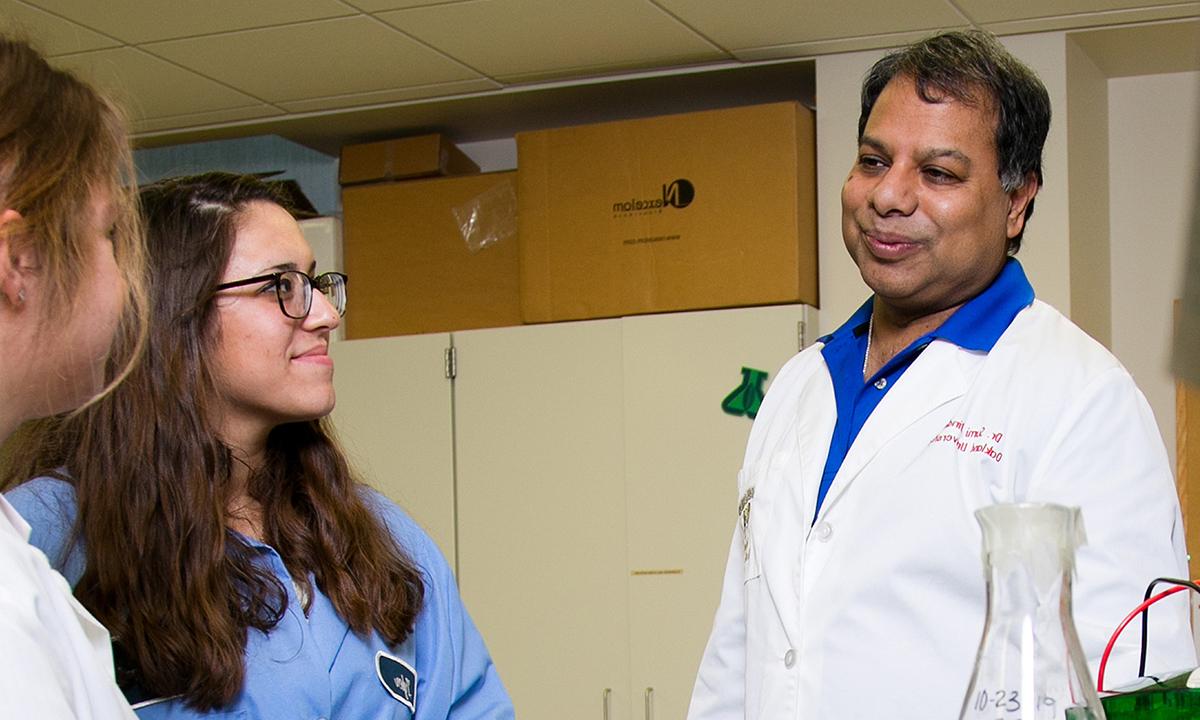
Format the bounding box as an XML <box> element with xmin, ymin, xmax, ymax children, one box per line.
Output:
<box><xmin>330</xmin><ymin>304</ymin><xmax>810</xmax><ymax>719</ymax></box>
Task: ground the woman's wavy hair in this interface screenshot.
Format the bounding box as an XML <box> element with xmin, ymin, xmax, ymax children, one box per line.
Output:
<box><xmin>0</xmin><ymin>35</ymin><xmax>148</xmax><ymax>402</ymax></box>
<box><xmin>8</xmin><ymin>172</ymin><xmax>424</xmax><ymax>710</ymax></box>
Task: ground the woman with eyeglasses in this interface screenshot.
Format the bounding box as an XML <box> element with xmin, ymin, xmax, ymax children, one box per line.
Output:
<box><xmin>4</xmin><ymin>172</ymin><xmax>513</xmax><ymax>719</ymax></box>
<box><xmin>0</xmin><ymin>35</ymin><xmax>147</xmax><ymax>719</ymax></box>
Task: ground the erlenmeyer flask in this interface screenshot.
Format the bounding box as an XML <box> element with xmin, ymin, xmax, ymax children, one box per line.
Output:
<box><xmin>959</xmin><ymin>503</ymin><xmax>1106</xmax><ymax>720</ymax></box>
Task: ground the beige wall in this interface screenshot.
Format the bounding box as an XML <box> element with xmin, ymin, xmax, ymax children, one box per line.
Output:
<box><xmin>1066</xmin><ymin>36</ymin><xmax>1112</xmax><ymax>347</ymax></box>
<box><xmin>1109</xmin><ymin>71</ymin><xmax>1200</xmax><ymax>468</ymax></box>
<box><xmin>814</xmin><ymin>49</ymin><xmax>882</xmax><ymax>335</ymax></box>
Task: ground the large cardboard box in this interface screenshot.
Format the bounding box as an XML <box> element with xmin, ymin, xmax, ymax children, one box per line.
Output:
<box><xmin>340</xmin><ymin>133</ymin><xmax>479</xmax><ymax>186</ymax></box>
<box><xmin>341</xmin><ymin>171</ymin><xmax>520</xmax><ymax>338</ymax></box>
<box><xmin>518</xmin><ymin>102</ymin><xmax>817</xmax><ymax>323</ymax></box>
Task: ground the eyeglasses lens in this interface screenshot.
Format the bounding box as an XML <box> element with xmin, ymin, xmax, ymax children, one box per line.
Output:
<box><xmin>277</xmin><ymin>271</ymin><xmax>309</xmax><ymax>319</ymax></box>
<box><xmin>315</xmin><ymin>273</ymin><xmax>346</xmax><ymax>316</ymax></box>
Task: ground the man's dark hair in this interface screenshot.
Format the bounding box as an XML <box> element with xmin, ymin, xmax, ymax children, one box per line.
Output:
<box><xmin>858</xmin><ymin>30</ymin><xmax>1051</xmax><ymax>252</ymax></box>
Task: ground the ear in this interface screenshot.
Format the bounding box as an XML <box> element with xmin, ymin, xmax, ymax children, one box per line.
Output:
<box><xmin>0</xmin><ymin>208</ymin><xmax>34</xmax><ymax>308</ymax></box>
<box><xmin>1005</xmin><ymin>172</ymin><xmax>1040</xmax><ymax>240</ymax></box>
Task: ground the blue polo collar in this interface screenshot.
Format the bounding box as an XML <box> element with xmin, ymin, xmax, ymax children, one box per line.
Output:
<box><xmin>818</xmin><ymin>257</ymin><xmax>1035</xmax><ymax>355</ymax></box>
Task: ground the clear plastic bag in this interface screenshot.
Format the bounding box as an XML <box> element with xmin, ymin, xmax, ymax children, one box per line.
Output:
<box><xmin>453</xmin><ymin>177</ymin><xmax>517</xmax><ymax>253</ymax></box>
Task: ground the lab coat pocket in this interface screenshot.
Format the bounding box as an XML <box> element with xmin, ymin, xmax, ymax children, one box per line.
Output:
<box><xmin>740</xmin><ymin>453</ymin><xmax>797</xmax><ymax>720</ymax></box>
<box><xmin>737</xmin><ymin>468</ymin><xmax>761</xmax><ymax>583</ymax></box>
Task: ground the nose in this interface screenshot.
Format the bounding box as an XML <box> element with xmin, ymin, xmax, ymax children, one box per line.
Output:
<box><xmin>867</xmin><ymin>165</ymin><xmax>918</xmax><ymax>217</ymax></box>
<box><xmin>303</xmin><ymin>287</ymin><xmax>341</xmax><ymax>332</ymax></box>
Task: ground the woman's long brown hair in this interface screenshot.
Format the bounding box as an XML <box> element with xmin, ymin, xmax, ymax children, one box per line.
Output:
<box><xmin>6</xmin><ymin>172</ymin><xmax>424</xmax><ymax>710</ymax></box>
<box><xmin>0</xmin><ymin>35</ymin><xmax>149</xmax><ymax>405</ymax></box>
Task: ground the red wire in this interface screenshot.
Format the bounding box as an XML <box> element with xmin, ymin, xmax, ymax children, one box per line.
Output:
<box><xmin>1097</xmin><ymin>585</ymin><xmax>1188</xmax><ymax>692</ymax></box>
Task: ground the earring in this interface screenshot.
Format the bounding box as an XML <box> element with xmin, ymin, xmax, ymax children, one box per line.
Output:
<box><xmin>16</xmin><ymin>288</ymin><xmax>25</xmax><ymax>305</ymax></box>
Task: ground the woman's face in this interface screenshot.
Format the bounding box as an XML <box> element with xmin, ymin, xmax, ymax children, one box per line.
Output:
<box><xmin>38</xmin><ymin>191</ymin><xmax>126</xmax><ymax>415</ymax></box>
<box><xmin>209</xmin><ymin>201</ymin><xmax>340</xmax><ymax>444</ymax></box>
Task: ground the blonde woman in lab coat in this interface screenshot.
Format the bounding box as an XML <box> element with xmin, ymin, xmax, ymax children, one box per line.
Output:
<box><xmin>689</xmin><ymin>30</ymin><xmax>1197</xmax><ymax>720</ymax></box>
<box><xmin>0</xmin><ymin>36</ymin><xmax>147</xmax><ymax>719</ymax></box>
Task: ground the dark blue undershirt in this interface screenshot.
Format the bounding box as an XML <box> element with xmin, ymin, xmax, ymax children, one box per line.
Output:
<box><xmin>812</xmin><ymin>258</ymin><xmax>1035</xmax><ymax>520</ymax></box>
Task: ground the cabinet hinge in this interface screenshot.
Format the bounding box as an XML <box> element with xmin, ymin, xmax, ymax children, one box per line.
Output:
<box><xmin>797</xmin><ymin>319</ymin><xmax>807</xmax><ymax>351</ymax></box>
<box><xmin>444</xmin><ymin>346</ymin><xmax>457</xmax><ymax>379</ymax></box>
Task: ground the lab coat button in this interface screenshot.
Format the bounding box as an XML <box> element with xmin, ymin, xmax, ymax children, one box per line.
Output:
<box><xmin>815</xmin><ymin>521</ymin><xmax>833</xmax><ymax>542</ymax></box>
<box><xmin>784</xmin><ymin>649</ymin><xmax>796</xmax><ymax>668</ymax></box>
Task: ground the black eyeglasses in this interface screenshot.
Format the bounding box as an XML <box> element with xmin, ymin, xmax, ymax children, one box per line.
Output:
<box><xmin>213</xmin><ymin>270</ymin><xmax>347</xmax><ymax>319</ymax></box>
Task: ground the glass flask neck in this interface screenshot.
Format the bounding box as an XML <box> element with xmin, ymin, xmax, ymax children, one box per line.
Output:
<box><xmin>960</xmin><ymin>503</ymin><xmax>1106</xmax><ymax>720</ymax></box>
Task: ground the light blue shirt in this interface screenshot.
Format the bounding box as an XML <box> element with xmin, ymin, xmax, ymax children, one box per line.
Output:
<box><xmin>6</xmin><ymin>477</ymin><xmax>514</xmax><ymax>720</ymax></box>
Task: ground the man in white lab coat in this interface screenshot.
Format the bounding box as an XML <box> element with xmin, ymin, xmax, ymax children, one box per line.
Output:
<box><xmin>689</xmin><ymin>29</ymin><xmax>1196</xmax><ymax>720</ymax></box>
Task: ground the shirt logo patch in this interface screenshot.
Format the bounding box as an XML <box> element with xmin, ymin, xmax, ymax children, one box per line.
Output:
<box><xmin>376</xmin><ymin>651</ymin><xmax>418</xmax><ymax>712</ymax></box>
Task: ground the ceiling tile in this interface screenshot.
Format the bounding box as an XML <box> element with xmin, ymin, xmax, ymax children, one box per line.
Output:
<box><xmin>984</xmin><ymin>5</ymin><xmax>1200</xmax><ymax>36</ymax></box>
<box><xmin>955</xmin><ymin>0</ymin><xmax>1196</xmax><ymax>24</ymax></box>
<box><xmin>655</xmin><ymin>0</ymin><xmax>967</xmax><ymax>50</ymax></box>
<box><xmin>344</xmin><ymin>0</ymin><xmax>473</xmax><ymax>10</ymax></box>
<box><xmin>142</xmin><ymin>16</ymin><xmax>482</xmax><ymax>103</ymax></box>
<box><xmin>378</xmin><ymin>0</ymin><xmax>725</xmax><ymax>79</ymax></box>
<box><xmin>733</xmin><ymin>28</ymin><xmax>967</xmax><ymax>62</ymax></box>
<box><xmin>277</xmin><ymin>77</ymin><xmax>501</xmax><ymax>113</ymax></box>
<box><xmin>22</xmin><ymin>0</ymin><xmax>357</xmax><ymax>43</ymax></box>
<box><xmin>133</xmin><ymin>104</ymin><xmax>284</xmax><ymax>134</ymax></box>
<box><xmin>0</xmin><ymin>0</ymin><xmax>120</xmax><ymax>55</ymax></box>
<box><xmin>51</xmin><ymin>47</ymin><xmax>271</xmax><ymax>122</ymax></box>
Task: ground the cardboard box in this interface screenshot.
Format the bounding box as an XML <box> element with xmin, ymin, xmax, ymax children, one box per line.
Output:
<box><xmin>339</xmin><ymin>134</ymin><xmax>479</xmax><ymax>186</ymax></box>
<box><xmin>341</xmin><ymin>171</ymin><xmax>520</xmax><ymax>338</ymax></box>
<box><xmin>518</xmin><ymin>102</ymin><xmax>817</xmax><ymax>323</ymax></box>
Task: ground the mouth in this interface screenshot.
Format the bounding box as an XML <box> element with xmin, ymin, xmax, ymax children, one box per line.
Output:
<box><xmin>863</xmin><ymin>229</ymin><xmax>922</xmax><ymax>260</ymax></box>
<box><xmin>292</xmin><ymin>345</ymin><xmax>332</xmax><ymax>366</ymax></box>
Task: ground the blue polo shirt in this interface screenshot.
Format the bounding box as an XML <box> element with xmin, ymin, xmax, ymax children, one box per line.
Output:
<box><xmin>812</xmin><ymin>258</ymin><xmax>1035</xmax><ymax>519</ymax></box>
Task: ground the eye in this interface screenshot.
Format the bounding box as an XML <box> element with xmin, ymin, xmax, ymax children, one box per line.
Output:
<box><xmin>857</xmin><ymin>154</ymin><xmax>888</xmax><ymax>173</ymax></box>
<box><xmin>276</xmin><ymin>274</ymin><xmax>297</xmax><ymax>296</ymax></box>
<box><xmin>256</xmin><ymin>275</ymin><xmax>293</xmax><ymax>297</ymax></box>
<box><xmin>923</xmin><ymin>166</ymin><xmax>960</xmax><ymax>184</ymax></box>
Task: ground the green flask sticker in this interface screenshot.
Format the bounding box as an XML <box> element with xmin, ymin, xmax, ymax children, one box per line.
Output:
<box><xmin>722</xmin><ymin>367</ymin><xmax>768</xmax><ymax>419</ymax></box>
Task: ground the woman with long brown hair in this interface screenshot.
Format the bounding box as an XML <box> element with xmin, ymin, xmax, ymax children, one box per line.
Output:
<box><xmin>0</xmin><ymin>35</ymin><xmax>146</xmax><ymax>719</ymax></box>
<box><xmin>5</xmin><ymin>172</ymin><xmax>512</xmax><ymax>718</ymax></box>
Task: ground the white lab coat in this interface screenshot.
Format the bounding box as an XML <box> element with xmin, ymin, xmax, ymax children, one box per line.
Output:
<box><xmin>0</xmin><ymin>495</ymin><xmax>135</xmax><ymax>719</ymax></box>
<box><xmin>689</xmin><ymin>300</ymin><xmax>1196</xmax><ymax>720</ymax></box>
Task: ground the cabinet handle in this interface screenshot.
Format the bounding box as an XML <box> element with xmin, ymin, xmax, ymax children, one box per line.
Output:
<box><xmin>602</xmin><ymin>687</ymin><xmax>612</xmax><ymax>720</ymax></box>
<box><xmin>643</xmin><ymin>686</ymin><xmax>654</xmax><ymax>720</ymax></box>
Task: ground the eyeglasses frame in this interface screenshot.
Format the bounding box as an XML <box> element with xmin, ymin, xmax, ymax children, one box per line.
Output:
<box><xmin>212</xmin><ymin>270</ymin><xmax>348</xmax><ymax>319</ymax></box>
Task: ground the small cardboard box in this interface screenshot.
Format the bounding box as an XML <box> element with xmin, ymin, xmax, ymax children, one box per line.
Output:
<box><xmin>341</xmin><ymin>171</ymin><xmax>520</xmax><ymax>338</ymax></box>
<box><xmin>518</xmin><ymin>102</ymin><xmax>817</xmax><ymax>323</ymax></box>
<box><xmin>339</xmin><ymin>133</ymin><xmax>479</xmax><ymax>186</ymax></box>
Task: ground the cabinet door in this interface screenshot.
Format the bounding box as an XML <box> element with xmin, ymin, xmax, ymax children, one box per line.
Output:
<box><xmin>622</xmin><ymin>305</ymin><xmax>807</xmax><ymax>720</ymax></box>
<box><xmin>330</xmin><ymin>334</ymin><xmax>457</xmax><ymax>563</ymax></box>
<box><xmin>454</xmin><ymin>320</ymin><xmax>631</xmax><ymax>720</ymax></box>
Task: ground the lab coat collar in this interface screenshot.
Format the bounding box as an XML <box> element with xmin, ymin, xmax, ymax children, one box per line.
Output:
<box><xmin>816</xmin><ymin>340</ymin><xmax>980</xmax><ymax>520</ymax></box>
